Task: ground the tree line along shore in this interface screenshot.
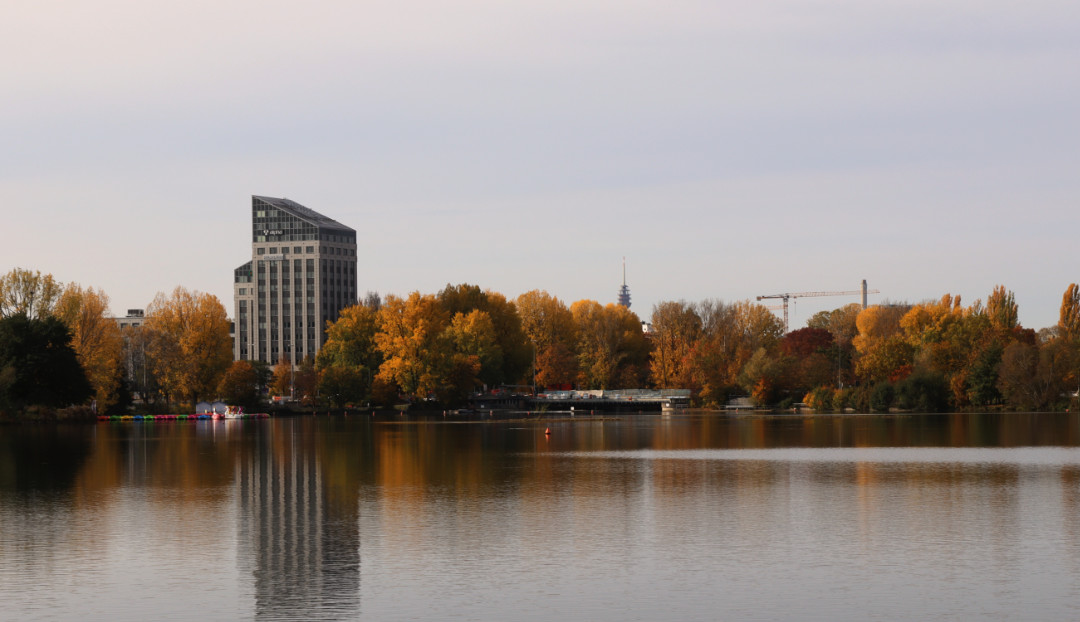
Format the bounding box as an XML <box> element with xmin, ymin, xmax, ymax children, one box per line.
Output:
<box><xmin>2</xmin><ymin>267</ymin><xmax>1079</xmax><ymax>420</ymax></box>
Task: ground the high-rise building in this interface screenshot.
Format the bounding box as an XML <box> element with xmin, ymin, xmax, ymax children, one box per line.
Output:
<box><xmin>233</xmin><ymin>196</ymin><xmax>357</xmax><ymax>365</ymax></box>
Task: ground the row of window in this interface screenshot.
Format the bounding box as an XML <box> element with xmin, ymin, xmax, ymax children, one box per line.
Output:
<box><xmin>255</xmin><ymin>246</ymin><xmax>356</xmax><ymax>257</ymax></box>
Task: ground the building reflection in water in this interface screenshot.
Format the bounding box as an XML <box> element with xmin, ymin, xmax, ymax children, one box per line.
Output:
<box><xmin>235</xmin><ymin>423</ymin><xmax>360</xmax><ymax>620</ymax></box>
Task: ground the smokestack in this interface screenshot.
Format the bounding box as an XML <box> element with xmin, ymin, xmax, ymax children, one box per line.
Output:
<box><xmin>861</xmin><ymin>280</ymin><xmax>868</xmax><ymax>308</ymax></box>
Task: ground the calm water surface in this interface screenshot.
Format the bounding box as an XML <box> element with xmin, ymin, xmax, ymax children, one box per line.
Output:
<box><xmin>3</xmin><ymin>413</ymin><xmax>1080</xmax><ymax>621</ymax></box>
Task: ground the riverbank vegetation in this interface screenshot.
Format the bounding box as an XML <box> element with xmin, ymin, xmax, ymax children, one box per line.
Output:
<box><xmin>2</xmin><ymin>265</ymin><xmax>1079</xmax><ymax>418</ymax></box>
<box><xmin>0</xmin><ymin>268</ymin><xmax>231</xmax><ymax>419</ymax></box>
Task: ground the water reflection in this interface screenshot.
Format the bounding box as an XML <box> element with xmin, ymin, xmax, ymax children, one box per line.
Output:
<box><xmin>3</xmin><ymin>412</ymin><xmax>1080</xmax><ymax>620</ymax></box>
<box><xmin>233</xmin><ymin>420</ymin><xmax>360</xmax><ymax>620</ymax></box>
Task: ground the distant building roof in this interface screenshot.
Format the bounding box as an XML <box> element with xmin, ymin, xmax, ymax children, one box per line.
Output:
<box><xmin>252</xmin><ymin>195</ymin><xmax>355</xmax><ymax>234</ymax></box>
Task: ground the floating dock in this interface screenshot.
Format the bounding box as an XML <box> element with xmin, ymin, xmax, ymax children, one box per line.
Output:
<box><xmin>97</xmin><ymin>413</ymin><xmax>270</xmax><ymax>422</ymax></box>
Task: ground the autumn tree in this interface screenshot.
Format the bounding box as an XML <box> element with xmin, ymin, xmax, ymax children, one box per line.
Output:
<box><xmin>144</xmin><ymin>287</ymin><xmax>232</xmax><ymax>406</ymax></box>
<box><xmin>900</xmin><ymin>294</ymin><xmax>987</xmax><ymax>404</ymax></box>
<box><xmin>853</xmin><ymin>304</ymin><xmax>913</xmax><ymax>384</ymax></box>
<box><xmin>319</xmin><ymin>304</ymin><xmax>381</xmax><ymax>370</ymax></box>
<box><xmin>217</xmin><ymin>360</ymin><xmax>260</xmax><ymax>409</ymax></box>
<box><xmin>294</xmin><ymin>356</ymin><xmax>318</xmax><ymax>406</ymax></box>
<box><xmin>121</xmin><ymin>324</ymin><xmax>154</xmax><ymax>403</ymax></box>
<box><xmin>571</xmin><ymin>300</ymin><xmax>650</xmax><ymax>389</ymax></box>
<box><xmin>438</xmin><ymin>284</ymin><xmax>530</xmax><ymax>386</ymax></box>
<box><xmin>684</xmin><ymin>300</ymin><xmax>736</xmax><ymax>406</ymax></box>
<box><xmin>738</xmin><ymin>347</ymin><xmax>791</xmax><ymax>406</ymax></box>
<box><xmin>1061</xmin><ymin>284</ymin><xmax>1080</xmax><ymax>339</ymax></box>
<box><xmin>55</xmin><ymin>285</ymin><xmax>125</xmax><ymax>412</ymax></box>
<box><xmin>986</xmin><ymin>285</ymin><xmax>1019</xmax><ymax>334</ymax></box>
<box><xmin>271</xmin><ymin>355</ymin><xmax>294</xmax><ymax>398</ymax></box>
<box><xmin>516</xmin><ymin>290</ymin><xmax>578</xmax><ymax>389</ymax></box>
<box><xmin>807</xmin><ymin>303</ymin><xmax>861</xmax><ymax>387</ymax></box>
<box><xmin>781</xmin><ymin>327</ymin><xmax>836</xmax><ymax>396</ymax></box>
<box><xmin>534</xmin><ymin>343</ymin><xmax>578</xmax><ymax>388</ymax></box>
<box><xmin>649</xmin><ymin>301</ymin><xmax>701</xmax><ymax>389</ymax></box>
<box><xmin>681</xmin><ymin>300</ymin><xmax>784</xmax><ymax>406</ymax></box>
<box><xmin>1057</xmin><ymin>284</ymin><xmax>1080</xmax><ymax>404</ymax></box>
<box><xmin>997</xmin><ymin>339</ymin><xmax>1072</xmax><ymax>411</ymax></box>
<box><xmin>316</xmin><ymin>304</ymin><xmax>381</xmax><ymax>402</ymax></box>
<box><xmin>446</xmin><ymin>309</ymin><xmax>503</xmax><ymax>388</ymax></box>
<box><xmin>0</xmin><ymin>268</ymin><xmax>63</xmax><ymax>320</ymax></box>
<box><xmin>374</xmin><ymin>292</ymin><xmax>452</xmax><ymax>400</ymax></box>
<box><xmin>807</xmin><ymin>303</ymin><xmax>861</xmax><ymax>347</ymax></box>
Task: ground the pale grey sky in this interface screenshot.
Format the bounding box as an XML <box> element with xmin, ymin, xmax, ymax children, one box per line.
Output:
<box><xmin>3</xmin><ymin>0</ymin><xmax>1078</xmax><ymax>329</ymax></box>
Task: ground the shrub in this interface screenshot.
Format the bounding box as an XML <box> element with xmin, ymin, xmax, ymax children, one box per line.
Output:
<box><xmin>870</xmin><ymin>383</ymin><xmax>895</xmax><ymax>412</ymax></box>
<box><xmin>805</xmin><ymin>386</ymin><xmax>835</xmax><ymax>412</ymax></box>
<box><xmin>895</xmin><ymin>371</ymin><xmax>950</xmax><ymax>413</ymax></box>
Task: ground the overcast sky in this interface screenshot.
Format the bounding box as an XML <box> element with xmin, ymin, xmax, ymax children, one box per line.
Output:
<box><xmin>3</xmin><ymin>0</ymin><xmax>1078</xmax><ymax>330</ymax></box>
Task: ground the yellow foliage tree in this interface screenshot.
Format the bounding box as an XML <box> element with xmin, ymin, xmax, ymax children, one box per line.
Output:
<box><xmin>144</xmin><ymin>287</ymin><xmax>232</xmax><ymax>405</ymax></box>
<box><xmin>986</xmin><ymin>285</ymin><xmax>1019</xmax><ymax>333</ymax></box>
<box><xmin>271</xmin><ymin>355</ymin><xmax>293</xmax><ymax>398</ymax></box>
<box><xmin>1060</xmin><ymin>283</ymin><xmax>1080</xmax><ymax>339</ymax></box>
<box><xmin>0</xmin><ymin>268</ymin><xmax>63</xmax><ymax>320</ymax></box>
<box><xmin>516</xmin><ymin>290</ymin><xmax>578</xmax><ymax>388</ymax></box>
<box><xmin>318</xmin><ymin>304</ymin><xmax>380</xmax><ymax>370</ymax></box>
<box><xmin>570</xmin><ymin>300</ymin><xmax>649</xmax><ymax>389</ymax></box>
<box><xmin>374</xmin><ymin>292</ymin><xmax>452</xmax><ymax>400</ymax></box>
<box><xmin>55</xmin><ymin>285</ymin><xmax>124</xmax><ymax>412</ymax></box>
<box><xmin>649</xmin><ymin>300</ymin><xmax>701</xmax><ymax>389</ymax></box>
<box><xmin>853</xmin><ymin>304</ymin><xmax>912</xmax><ymax>383</ymax></box>
<box><xmin>438</xmin><ymin>284</ymin><xmax>530</xmax><ymax>385</ymax></box>
<box><xmin>446</xmin><ymin>309</ymin><xmax>503</xmax><ymax>389</ymax></box>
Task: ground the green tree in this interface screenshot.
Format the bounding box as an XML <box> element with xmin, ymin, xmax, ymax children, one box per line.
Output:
<box><xmin>0</xmin><ymin>314</ymin><xmax>92</xmax><ymax>412</ymax></box>
<box><xmin>894</xmin><ymin>371</ymin><xmax>950</xmax><ymax>412</ymax></box>
<box><xmin>966</xmin><ymin>341</ymin><xmax>1004</xmax><ymax>406</ymax></box>
<box><xmin>318</xmin><ymin>366</ymin><xmax>370</xmax><ymax>408</ymax></box>
<box><xmin>869</xmin><ymin>382</ymin><xmax>894</xmax><ymax>412</ymax></box>
<box><xmin>737</xmin><ymin>347</ymin><xmax>790</xmax><ymax>406</ymax></box>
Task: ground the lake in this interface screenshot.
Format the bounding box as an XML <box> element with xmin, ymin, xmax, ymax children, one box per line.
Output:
<box><xmin>2</xmin><ymin>412</ymin><xmax>1080</xmax><ymax>621</ymax></box>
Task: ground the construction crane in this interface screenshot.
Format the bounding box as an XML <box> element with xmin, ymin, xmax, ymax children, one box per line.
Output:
<box><xmin>757</xmin><ymin>280</ymin><xmax>880</xmax><ymax>333</ymax></box>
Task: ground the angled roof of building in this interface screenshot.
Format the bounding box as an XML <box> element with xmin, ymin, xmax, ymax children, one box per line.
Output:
<box><xmin>253</xmin><ymin>195</ymin><xmax>355</xmax><ymax>233</ymax></box>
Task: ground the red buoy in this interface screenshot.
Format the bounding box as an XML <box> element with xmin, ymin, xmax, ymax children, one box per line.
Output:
<box><xmin>545</xmin><ymin>428</ymin><xmax>551</xmax><ymax>435</ymax></box>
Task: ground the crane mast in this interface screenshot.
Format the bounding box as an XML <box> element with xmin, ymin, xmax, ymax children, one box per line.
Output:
<box><xmin>757</xmin><ymin>280</ymin><xmax>880</xmax><ymax>332</ymax></box>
